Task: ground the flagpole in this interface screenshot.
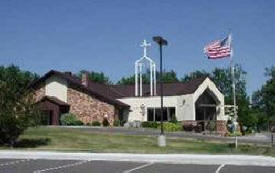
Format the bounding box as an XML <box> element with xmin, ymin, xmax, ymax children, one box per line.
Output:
<box><xmin>231</xmin><ymin>60</ymin><xmax>237</xmax><ymax>123</ymax></box>
<box><xmin>230</xmin><ymin>34</ymin><xmax>237</xmax><ymax>122</ymax></box>
<box><xmin>204</xmin><ymin>32</ymin><xmax>238</xmax><ymax>143</ymax></box>
<box><xmin>229</xmin><ymin>33</ymin><xmax>238</xmax><ymax>148</ymax></box>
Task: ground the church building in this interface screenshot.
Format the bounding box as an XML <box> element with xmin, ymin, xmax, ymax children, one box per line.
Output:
<box><xmin>30</xmin><ymin>40</ymin><xmax>228</xmax><ymax>133</ymax></box>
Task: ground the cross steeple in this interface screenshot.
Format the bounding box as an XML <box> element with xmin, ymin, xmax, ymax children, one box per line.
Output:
<box><xmin>140</xmin><ymin>39</ymin><xmax>151</xmax><ymax>57</ymax></box>
<box><xmin>135</xmin><ymin>39</ymin><xmax>156</xmax><ymax>97</ymax></box>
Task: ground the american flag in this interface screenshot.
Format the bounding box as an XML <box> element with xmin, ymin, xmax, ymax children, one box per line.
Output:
<box><xmin>204</xmin><ymin>35</ymin><xmax>232</xmax><ymax>59</ymax></box>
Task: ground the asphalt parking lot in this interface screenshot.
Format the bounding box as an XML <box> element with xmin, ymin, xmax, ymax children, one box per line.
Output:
<box><xmin>1</xmin><ymin>159</ymin><xmax>275</xmax><ymax>173</ymax></box>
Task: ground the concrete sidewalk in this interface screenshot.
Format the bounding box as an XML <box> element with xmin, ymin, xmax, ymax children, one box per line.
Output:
<box><xmin>0</xmin><ymin>150</ymin><xmax>275</xmax><ymax>167</ymax></box>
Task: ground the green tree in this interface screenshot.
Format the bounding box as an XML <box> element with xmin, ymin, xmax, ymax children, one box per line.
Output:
<box><xmin>181</xmin><ymin>65</ymin><xmax>247</xmax><ymax>103</ymax></box>
<box><xmin>0</xmin><ymin>65</ymin><xmax>40</xmax><ymax>146</ymax></box>
<box><xmin>252</xmin><ymin>66</ymin><xmax>275</xmax><ymax>131</ymax></box>
<box><xmin>78</xmin><ymin>70</ymin><xmax>112</xmax><ymax>84</ymax></box>
<box><xmin>180</xmin><ymin>70</ymin><xmax>209</xmax><ymax>82</ymax></box>
<box><xmin>211</xmin><ymin>68</ymin><xmax>231</xmax><ymax>100</ymax></box>
<box><xmin>212</xmin><ymin>65</ymin><xmax>247</xmax><ymax>103</ymax></box>
<box><xmin>117</xmin><ymin>70</ymin><xmax>179</xmax><ymax>85</ymax></box>
<box><xmin>158</xmin><ymin>70</ymin><xmax>179</xmax><ymax>83</ymax></box>
<box><xmin>117</xmin><ymin>75</ymin><xmax>135</xmax><ymax>85</ymax></box>
<box><xmin>212</xmin><ymin>65</ymin><xmax>252</xmax><ymax>132</ymax></box>
<box><xmin>262</xmin><ymin>67</ymin><xmax>275</xmax><ymax>119</ymax></box>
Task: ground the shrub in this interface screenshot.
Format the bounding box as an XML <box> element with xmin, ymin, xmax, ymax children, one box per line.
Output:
<box><xmin>141</xmin><ymin>121</ymin><xmax>159</xmax><ymax>128</ymax></box>
<box><xmin>102</xmin><ymin>118</ymin><xmax>110</xmax><ymax>127</ymax></box>
<box><xmin>194</xmin><ymin>124</ymin><xmax>203</xmax><ymax>133</ymax></box>
<box><xmin>113</xmin><ymin>120</ymin><xmax>120</xmax><ymax>127</ymax></box>
<box><xmin>206</xmin><ymin>121</ymin><xmax>216</xmax><ymax>132</ymax></box>
<box><xmin>113</xmin><ymin>120</ymin><xmax>126</xmax><ymax>127</ymax></box>
<box><xmin>120</xmin><ymin>120</ymin><xmax>126</xmax><ymax>126</ymax></box>
<box><xmin>141</xmin><ymin>122</ymin><xmax>181</xmax><ymax>132</ymax></box>
<box><xmin>227</xmin><ymin>131</ymin><xmax>242</xmax><ymax>137</ymax></box>
<box><xmin>91</xmin><ymin>121</ymin><xmax>101</xmax><ymax>126</ymax></box>
<box><xmin>159</xmin><ymin>122</ymin><xmax>182</xmax><ymax>132</ymax></box>
<box><xmin>169</xmin><ymin>114</ymin><xmax>178</xmax><ymax>124</ymax></box>
<box><xmin>76</xmin><ymin>120</ymin><xmax>83</xmax><ymax>125</ymax></box>
<box><xmin>125</xmin><ymin>121</ymin><xmax>141</xmax><ymax>128</ymax></box>
<box><xmin>243</xmin><ymin>126</ymin><xmax>256</xmax><ymax>134</ymax></box>
<box><xmin>60</xmin><ymin>113</ymin><xmax>83</xmax><ymax>126</ymax></box>
<box><xmin>227</xmin><ymin>123</ymin><xmax>234</xmax><ymax>133</ymax></box>
<box><xmin>183</xmin><ymin>124</ymin><xmax>194</xmax><ymax>131</ymax></box>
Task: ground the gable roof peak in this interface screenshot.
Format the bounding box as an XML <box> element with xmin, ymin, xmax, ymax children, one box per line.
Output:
<box><xmin>31</xmin><ymin>70</ymin><xmax>129</xmax><ymax>108</ymax></box>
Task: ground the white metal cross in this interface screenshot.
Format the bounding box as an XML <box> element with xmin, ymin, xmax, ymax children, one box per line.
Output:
<box><xmin>140</xmin><ymin>39</ymin><xmax>151</xmax><ymax>57</ymax></box>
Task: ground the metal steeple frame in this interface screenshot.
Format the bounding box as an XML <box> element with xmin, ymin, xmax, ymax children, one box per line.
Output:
<box><xmin>135</xmin><ymin>40</ymin><xmax>156</xmax><ymax>97</ymax></box>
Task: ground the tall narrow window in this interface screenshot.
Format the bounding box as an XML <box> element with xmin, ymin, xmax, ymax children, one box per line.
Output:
<box><xmin>147</xmin><ymin>109</ymin><xmax>154</xmax><ymax>121</ymax></box>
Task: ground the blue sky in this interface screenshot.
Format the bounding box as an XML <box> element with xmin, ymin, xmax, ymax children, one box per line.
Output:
<box><xmin>0</xmin><ymin>0</ymin><xmax>274</xmax><ymax>95</ymax></box>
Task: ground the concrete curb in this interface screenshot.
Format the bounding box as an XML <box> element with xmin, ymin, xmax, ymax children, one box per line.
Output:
<box><xmin>0</xmin><ymin>151</ymin><xmax>275</xmax><ymax>166</ymax></box>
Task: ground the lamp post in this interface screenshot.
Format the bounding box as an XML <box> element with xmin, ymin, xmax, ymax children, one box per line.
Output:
<box><xmin>153</xmin><ymin>36</ymin><xmax>168</xmax><ymax>147</ymax></box>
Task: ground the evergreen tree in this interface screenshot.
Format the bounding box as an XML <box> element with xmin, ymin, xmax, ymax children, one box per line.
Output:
<box><xmin>0</xmin><ymin>65</ymin><xmax>40</xmax><ymax>146</ymax></box>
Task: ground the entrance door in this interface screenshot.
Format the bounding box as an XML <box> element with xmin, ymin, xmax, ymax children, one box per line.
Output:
<box><xmin>41</xmin><ymin>110</ymin><xmax>53</xmax><ymax>125</ymax></box>
<box><xmin>195</xmin><ymin>89</ymin><xmax>218</xmax><ymax>121</ymax></box>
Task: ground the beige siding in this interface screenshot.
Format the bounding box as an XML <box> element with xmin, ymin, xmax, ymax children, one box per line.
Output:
<box><xmin>45</xmin><ymin>76</ymin><xmax>68</xmax><ymax>103</ymax></box>
<box><xmin>119</xmin><ymin>78</ymin><xmax>226</xmax><ymax>122</ymax></box>
<box><xmin>118</xmin><ymin>96</ymin><xmax>179</xmax><ymax>121</ymax></box>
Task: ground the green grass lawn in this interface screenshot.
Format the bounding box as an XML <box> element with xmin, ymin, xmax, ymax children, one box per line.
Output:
<box><xmin>1</xmin><ymin>126</ymin><xmax>275</xmax><ymax>156</ymax></box>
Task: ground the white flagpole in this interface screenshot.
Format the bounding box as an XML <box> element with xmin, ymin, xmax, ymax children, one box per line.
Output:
<box><xmin>229</xmin><ymin>33</ymin><xmax>238</xmax><ymax>148</ymax></box>
<box><xmin>229</xmin><ymin>33</ymin><xmax>237</xmax><ymax>122</ymax></box>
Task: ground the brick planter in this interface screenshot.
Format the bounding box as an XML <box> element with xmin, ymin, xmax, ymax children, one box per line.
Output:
<box><xmin>215</xmin><ymin>120</ymin><xmax>227</xmax><ymax>136</ymax></box>
<box><xmin>182</xmin><ymin>120</ymin><xmax>227</xmax><ymax>136</ymax></box>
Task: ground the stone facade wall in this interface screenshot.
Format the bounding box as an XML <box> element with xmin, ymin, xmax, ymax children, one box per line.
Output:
<box><xmin>33</xmin><ymin>84</ymin><xmax>46</xmax><ymax>102</ymax></box>
<box><xmin>67</xmin><ymin>88</ymin><xmax>116</xmax><ymax>125</ymax></box>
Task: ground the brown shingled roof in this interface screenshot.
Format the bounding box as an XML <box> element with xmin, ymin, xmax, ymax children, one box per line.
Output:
<box><xmin>110</xmin><ymin>77</ymin><xmax>207</xmax><ymax>97</ymax></box>
<box><xmin>31</xmin><ymin>70</ymin><xmax>129</xmax><ymax>108</ymax></box>
<box><xmin>31</xmin><ymin>70</ymin><xmax>208</xmax><ymax>107</ymax></box>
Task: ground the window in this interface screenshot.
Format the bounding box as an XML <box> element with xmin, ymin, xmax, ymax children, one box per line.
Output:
<box><xmin>147</xmin><ymin>107</ymin><xmax>175</xmax><ymax>122</ymax></box>
<box><xmin>147</xmin><ymin>109</ymin><xmax>154</xmax><ymax>121</ymax></box>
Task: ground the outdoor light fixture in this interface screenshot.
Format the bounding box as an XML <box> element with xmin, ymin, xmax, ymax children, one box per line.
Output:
<box><xmin>153</xmin><ymin>36</ymin><xmax>168</xmax><ymax>147</ymax></box>
<box><xmin>153</xmin><ymin>36</ymin><xmax>168</xmax><ymax>46</ymax></box>
<box><xmin>182</xmin><ymin>99</ymin><xmax>186</xmax><ymax>106</ymax></box>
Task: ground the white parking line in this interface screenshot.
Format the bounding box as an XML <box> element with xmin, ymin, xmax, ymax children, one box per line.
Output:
<box><xmin>123</xmin><ymin>162</ymin><xmax>154</xmax><ymax>173</ymax></box>
<box><xmin>33</xmin><ymin>160</ymin><xmax>90</xmax><ymax>173</ymax></box>
<box><xmin>215</xmin><ymin>164</ymin><xmax>225</xmax><ymax>173</ymax></box>
<box><xmin>0</xmin><ymin>159</ymin><xmax>32</xmax><ymax>167</ymax></box>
